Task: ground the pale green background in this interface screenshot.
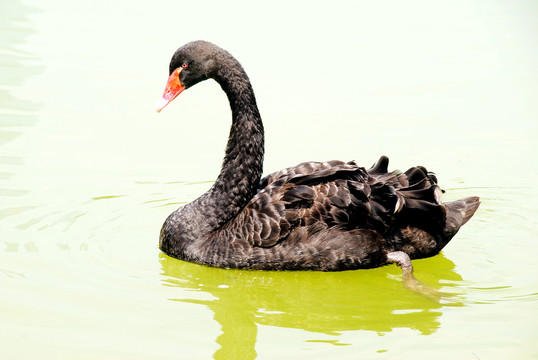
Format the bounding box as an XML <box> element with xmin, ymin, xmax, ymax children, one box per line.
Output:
<box><xmin>1</xmin><ymin>0</ymin><xmax>537</xmax><ymax>359</ymax></box>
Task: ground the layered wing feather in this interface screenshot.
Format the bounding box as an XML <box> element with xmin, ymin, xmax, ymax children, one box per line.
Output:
<box><xmin>217</xmin><ymin>156</ymin><xmax>448</xmax><ymax>254</ymax></box>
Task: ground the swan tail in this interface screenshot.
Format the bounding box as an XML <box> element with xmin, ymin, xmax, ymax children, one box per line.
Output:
<box><xmin>442</xmin><ymin>196</ymin><xmax>481</xmax><ymax>239</ymax></box>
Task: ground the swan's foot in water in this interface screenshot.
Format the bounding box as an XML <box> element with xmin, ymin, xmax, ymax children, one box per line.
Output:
<box><xmin>386</xmin><ymin>251</ymin><xmax>448</xmax><ymax>303</ymax></box>
<box><xmin>386</xmin><ymin>251</ymin><xmax>415</xmax><ymax>282</ymax></box>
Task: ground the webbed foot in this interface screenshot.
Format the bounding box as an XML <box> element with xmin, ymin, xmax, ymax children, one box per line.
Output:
<box><xmin>386</xmin><ymin>251</ymin><xmax>453</xmax><ymax>303</ymax></box>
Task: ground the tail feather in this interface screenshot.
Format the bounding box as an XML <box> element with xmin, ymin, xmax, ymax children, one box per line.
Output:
<box><xmin>443</xmin><ymin>196</ymin><xmax>480</xmax><ymax>238</ymax></box>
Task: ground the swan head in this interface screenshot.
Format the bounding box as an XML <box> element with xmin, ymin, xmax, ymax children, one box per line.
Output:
<box><xmin>156</xmin><ymin>40</ymin><xmax>223</xmax><ymax>112</ymax></box>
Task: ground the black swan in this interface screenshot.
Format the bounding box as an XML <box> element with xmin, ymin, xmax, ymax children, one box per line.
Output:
<box><xmin>156</xmin><ymin>40</ymin><xmax>480</xmax><ymax>277</ymax></box>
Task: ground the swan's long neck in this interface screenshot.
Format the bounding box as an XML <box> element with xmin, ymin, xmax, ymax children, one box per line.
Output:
<box><xmin>208</xmin><ymin>59</ymin><xmax>265</xmax><ymax>224</ymax></box>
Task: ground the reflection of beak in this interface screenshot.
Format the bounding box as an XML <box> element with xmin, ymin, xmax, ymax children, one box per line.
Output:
<box><xmin>155</xmin><ymin>68</ymin><xmax>185</xmax><ymax>112</ymax></box>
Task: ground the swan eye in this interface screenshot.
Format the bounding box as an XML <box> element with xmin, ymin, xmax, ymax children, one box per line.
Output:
<box><xmin>181</xmin><ymin>63</ymin><xmax>189</xmax><ymax>69</ymax></box>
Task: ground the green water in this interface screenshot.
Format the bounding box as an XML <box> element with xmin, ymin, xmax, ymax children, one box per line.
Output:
<box><xmin>1</xmin><ymin>0</ymin><xmax>537</xmax><ymax>359</ymax></box>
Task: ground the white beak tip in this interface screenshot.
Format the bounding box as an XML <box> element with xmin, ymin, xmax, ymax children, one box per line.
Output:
<box><xmin>155</xmin><ymin>97</ymin><xmax>169</xmax><ymax>113</ymax></box>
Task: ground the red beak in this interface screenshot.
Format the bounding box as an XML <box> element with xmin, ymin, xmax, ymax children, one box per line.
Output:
<box><xmin>156</xmin><ymin>68</ymin><xmax>185</xmax><ymax>112</ymax></box>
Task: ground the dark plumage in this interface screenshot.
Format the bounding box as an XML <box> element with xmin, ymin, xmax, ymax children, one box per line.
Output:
<box><xmin>156</xmin><ymin>40</ymin><xmax>480</xmax><ymax>273</ymax></box>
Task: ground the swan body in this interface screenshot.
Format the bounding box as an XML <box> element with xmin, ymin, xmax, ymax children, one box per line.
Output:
<box><xmin>156</xmin><ymin>40</ymin><xmax>480</xmax><ymax>271</ymax></box>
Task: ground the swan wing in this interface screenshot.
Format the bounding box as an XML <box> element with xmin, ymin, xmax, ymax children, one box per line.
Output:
<box><xmin>224</xmin><ymin>157</ymin><xmax>446</xmax><ymax>249</ymax></box>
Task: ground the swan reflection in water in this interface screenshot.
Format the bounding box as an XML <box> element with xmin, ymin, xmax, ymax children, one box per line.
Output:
<box><xmin>160</xmin><ymin>253</ymin><xmax>464</xmax><ymax>359</ymax></box>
